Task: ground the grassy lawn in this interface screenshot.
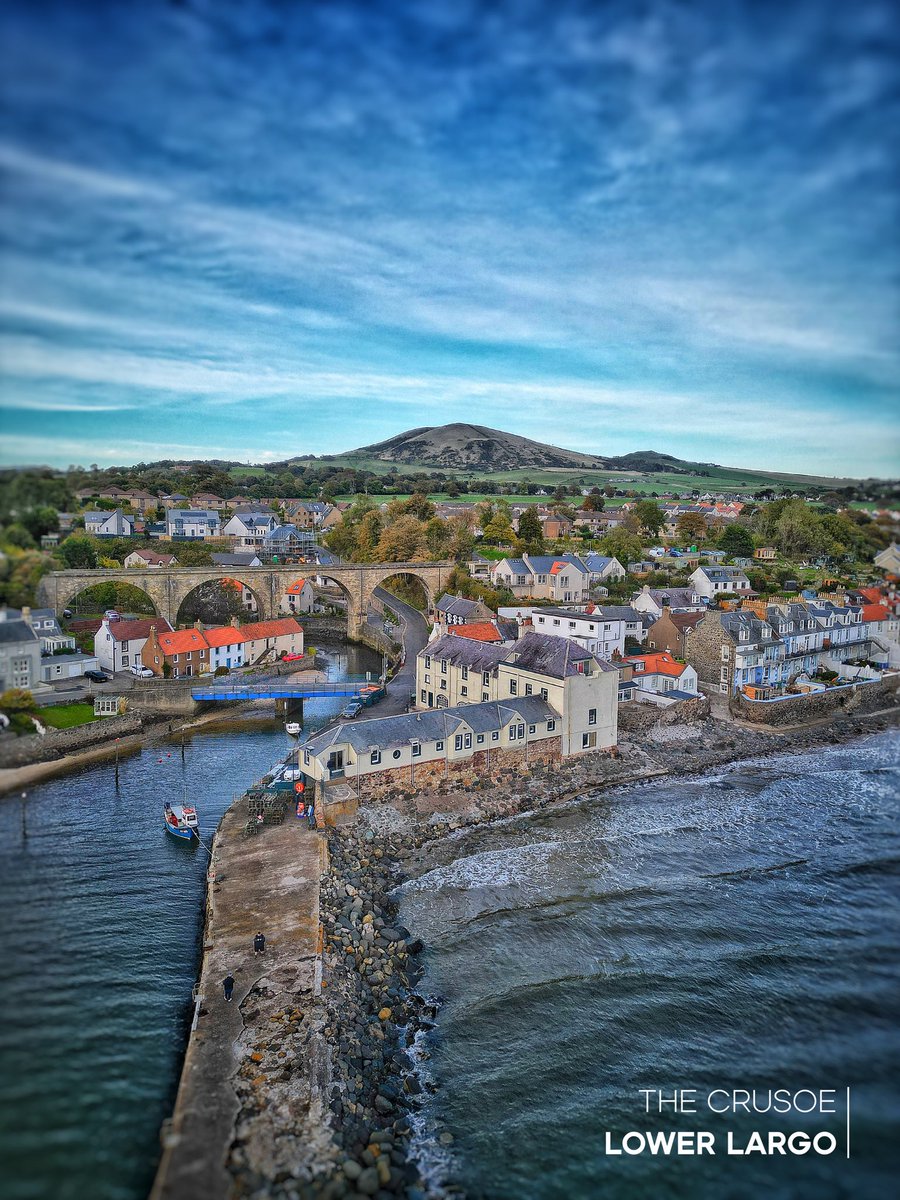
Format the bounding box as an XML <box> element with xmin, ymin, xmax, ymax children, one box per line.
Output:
<box><xmin>40</xmin><ymin>703</ymin><xmax>99</xmax><ymax>730</ymax></box>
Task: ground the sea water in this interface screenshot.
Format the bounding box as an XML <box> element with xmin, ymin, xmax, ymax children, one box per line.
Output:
<box><xmin>399</xmin><ymin>732</ymin><xmax>900</xmax><ymax>1200</ymax></box>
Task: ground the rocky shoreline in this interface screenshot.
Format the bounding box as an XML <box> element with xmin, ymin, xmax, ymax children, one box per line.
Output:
<box><xmin>200</xmin><ymin>703</ymin><xmax>900</xmax><ymax>1200</ymax></box>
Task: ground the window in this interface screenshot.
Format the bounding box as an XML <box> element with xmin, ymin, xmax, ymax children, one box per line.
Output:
<box><xmin>477</xmin><ymin>734</ymin><xmax>485</xmax><ymax>744</ymax></box>
<box><xmin>492</xmin><ymin>731</ymin><xmax>499</xmax><ymax>742</ymax></box>
<box><xmin>425</xmin><ymin>655</ymin><xmax>431</xmax><ymax>668</ymax></box>
<box><xmin>461</xmin><ymin>666</ymin><xmax>469</xmax><ymax>680</ymax></box>
<box><xmin>553</xmin><ymin>618</ymin><xmax>560</xmax><ymax>626</ymax></box>
<box><xmin>461</xmin><ymin>685</ymin><xmax>468</xmax><ymax>697</ymax></box>
<box><xmin>509</xmin><ymin>725</ymin><xmax>519</xmax><ymax>741</ymax></box>
<box><xmin>440</xmin><ymin>679</ymin><xmax>447</xmax><ymax>690</ymax></box>
<box><xmin>173</xmin><ymin>654</ymin><xmax>179</xmax><ymax>663</ymax></box>
<box><xmin>540</xmin><ymin>687</ymin><xmax>548</xmax><ymax>701</ymax></box>
<box><xmin>122</xmin><ymin>655</ymin><xmax>129</xmax><ymax>665</ymax></box>
<box><xmin>720</xmin><ymin>666</ymin><xmax>729</xmax><ymax>683</ymax></box>
<box><xmin>412</xmin><ymin>743</ymin><xmax>421</xmax><ymax>758</ymax></box>
<box><xmin>588</xmin><ymin>708</ymin><xmax>597</xmax><ymax>725</ymax></box>
<box><xmin>200</xmin><ymin>650</ymin><xmax>205</xmax><ymax>659</ymax></box>
<box><xmin>441</xmin><ymin>660</ymin><xmax>447</xmax><ymax>673</ymax></box>
<box><xmin>482</xmin><ymin>672</ymin><xmax>490</xmax><ymax>686</ymax></box>
<box><xmin>436</xmin><ymin>740</ymin><xmax>444</xmax><ymax>750</ymax></box>
<box><xmin>525</xmin><ymin>683</ymin><xmax>533</xmax><ymax>695</ymax></box>
<box><xmin>370</xmin><ymin>750</ymin><xmax>381</xmax><ymax>765</ymax></box>
<box><xmin>420</xmin><ymin>689</ymin><xmax>427</xmax><ymax>702</ymax></box>
<box><xmin>721</xmin><ymin>645</ymin><xmax>731</xmax><ymax>661</ymax></box>
<box><xmin>509</xmin><ymin>679</ymin><xmax>518</xmax><ymax>696</ymax></box>
<box><xmin>463</xmin><ymin>732</ymin><xmax>472</xmax><ymax>749</ymax></box>
<box><xmin>392</xmin><ymin>749</ymin><xmax>402</xmax><ymax>760</ymax></box>
<box><xmin>547</xmin><ymin>719</ymin><xmax>556</xmax><ymax>732</ymax></box>
<box><xmin>582</xmin><ymin>732</ymin><xmax>597</xmax><ymax>749</ymax></box>
<box><xmin>528</xmin><ymin>724</ymin><xmax>536</xmax><ymax>734</ymax></box>
<box><xmin>482</xmin><ymin>692</ymin><xmax>489</xmax><ymax>702</ymax></box>
<box><xmin>303</xmin><ymin>749</ymin><xmax>310</xmax><ymax>764</ymax></box>
<box><xmin>454</xmin><ymin>734</ymin><xmax>463</xmax><ymax>751</ymax></box>
<box><xmin>424</xmin><ymin>674</ymin><xmax>430</xmax><ymax>684</ymax></box>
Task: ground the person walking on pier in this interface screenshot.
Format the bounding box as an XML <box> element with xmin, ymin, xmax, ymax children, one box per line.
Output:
<box><xmin>222</xmin><ymin>973</ymin><xmax>235</xmax><ymax>1002</ymax></box>
<box><xmin>253</xmin><ymin>931</ymin><xmax>266</xmax><ymax>955</ymax></box>
<box><xmin>306</xmin><ymin>801</ymin><xmax>316</xmax><ymax>830</ymax></box>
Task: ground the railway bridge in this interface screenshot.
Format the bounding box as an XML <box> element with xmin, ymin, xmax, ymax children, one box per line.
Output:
<box><xmin>37</xmin><ymin>560</ymin><xmax>453</xmax><ymax>636</ymax></box>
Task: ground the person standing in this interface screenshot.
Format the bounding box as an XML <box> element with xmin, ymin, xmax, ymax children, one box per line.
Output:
<box><xmin>306</xmin><ymin>801</ymin><xmax>316</xmax><ymax>830</ymax></box>
<box><xmin>223</xmin><ymin>973</ymin><xmax>235</xmax><ymax>1002</ymax></box>
<box><xmin>253</xmin><ymin>931</ymin><xmax>266</xmax><ymax>955</ymax></box>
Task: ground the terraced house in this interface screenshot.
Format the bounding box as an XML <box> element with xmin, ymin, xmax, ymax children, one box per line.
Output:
<box><xmin>300</xmin><ymin>695</ymin><xmax>563</xmax><ymax>797</ymax></box>
<box><xmin>416</xmin><ymin>630</ymin><xmax>618</xmax><ymax>756</ymax></box>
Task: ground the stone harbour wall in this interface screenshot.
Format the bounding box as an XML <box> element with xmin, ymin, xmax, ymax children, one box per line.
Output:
<box><xmin>0</xmin><ymin>712</ymin><xmax>143</xmax><ymax>769</ymax></box>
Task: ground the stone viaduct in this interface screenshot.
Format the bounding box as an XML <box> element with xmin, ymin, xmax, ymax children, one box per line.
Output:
<box><xmin>37</xmin><ymin>561</ymin><xmax>454</xmax><ymax>637</ymax></box>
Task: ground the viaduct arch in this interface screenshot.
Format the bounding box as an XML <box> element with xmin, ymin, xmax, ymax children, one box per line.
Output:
<box><xmin>37</xmin><ymin>561</ymin><xmax>454</xmax><ymax>636</ymax></box>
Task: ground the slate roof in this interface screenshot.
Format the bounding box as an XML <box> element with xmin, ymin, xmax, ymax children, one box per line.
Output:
<box><xmin>106</xmin><ymin>617</ymin><xmax>173</xmax><ymax>642</ymax></box>
<box><xmin>212</xmin><ymin>553</ymin><xmax>262</xmax><ymax>567</ymax></box>
<box><xmin>506</xmin><ymin>631</ymin><xmax>615</xmax><ymax>677</ymax></box>
<box><xmin>0</xmin><ymin>619</ymin><xmax>38</xmax><ymax>645</ymax></box>
<box><xmin>304</xmin><ymin>696</ymin><xmax>556</xmax><ymax>757</ymax></box>
<box><xmin>435</xmin><ymin>594</ymin><xmax>484</xmax><ymax>619</ymax></box>
<box><xmin>426</xmin><ymin>633</ymin><xmax>508</xmax><ymax>672</ymax></box>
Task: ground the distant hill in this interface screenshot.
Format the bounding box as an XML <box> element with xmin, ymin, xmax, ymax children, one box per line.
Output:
<box><xmin>342</xmin><ymin>423</ymin><xmax>707</xmax><ymax>474</ymax></box>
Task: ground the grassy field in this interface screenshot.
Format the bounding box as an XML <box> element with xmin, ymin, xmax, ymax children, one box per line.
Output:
<box><xmin>40</xmin><ymin>703</ymin><xmax>98</xmax><ymax>730</ymax></box>
<box><xmin>306</xmin><ymin>455</ymin><xmax>857</xmax><ymax>493</ymax></box>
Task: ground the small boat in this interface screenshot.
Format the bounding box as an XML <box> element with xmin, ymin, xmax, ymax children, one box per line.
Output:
<box><xmin>164</xmin><ymin>802</ymin><xmax>199</xmax><ymax>841</ymax></box>
<box><xmin>285</xmin><ymin>722</ymin><xmax>302</xmax><ymax>736</ymax></box>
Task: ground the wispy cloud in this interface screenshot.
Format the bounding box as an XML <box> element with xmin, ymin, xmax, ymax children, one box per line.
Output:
<box><xmin>0</xmin><ymin>0</ymin><xmax>897</xmax><ymax>474</ymax></box>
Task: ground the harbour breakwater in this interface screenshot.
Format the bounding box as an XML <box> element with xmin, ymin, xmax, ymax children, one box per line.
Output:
<box><xmin>153</xmin><ymin>699</ymin><xmax>900</xmax><ymax>1200</ymax></box>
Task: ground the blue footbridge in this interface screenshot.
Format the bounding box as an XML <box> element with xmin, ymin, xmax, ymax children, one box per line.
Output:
<box><xmin>190</xmin><ymin>675</ymin><xmax>382</xmax><ymax>702</ymax></box>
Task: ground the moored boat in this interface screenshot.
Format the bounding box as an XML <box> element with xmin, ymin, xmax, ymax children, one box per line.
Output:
<box><xmin>285</xmin><ymin>722</ymin><xmax>302</xmax><ymax>736</ymax></box>
<box><xmin>164</xmin><ymin>802</ymin><xmax>199</xmax><ymax>841</ymax></box>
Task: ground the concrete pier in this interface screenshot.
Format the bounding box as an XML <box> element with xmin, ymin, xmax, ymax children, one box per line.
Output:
<box><xmin>150</xmin><ymin>799</ymin><xmax>325</xmax><ymax>1200</ymax></box>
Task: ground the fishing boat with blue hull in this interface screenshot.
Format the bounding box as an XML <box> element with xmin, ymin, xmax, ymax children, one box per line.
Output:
<box><xmin>164</xmin><ymin>802</ymin><xmax>199</xmax><ymax>841</ymax></box>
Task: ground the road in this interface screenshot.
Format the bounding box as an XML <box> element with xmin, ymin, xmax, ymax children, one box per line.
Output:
<box><xmin>370</xmin><ymin>585</ymin><xmax>430</xmax><ymax>716</ymax></box>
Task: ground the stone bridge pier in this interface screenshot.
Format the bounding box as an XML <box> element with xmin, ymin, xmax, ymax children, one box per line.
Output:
<box><xmin>37</xmin><ymin>560</ymin><xmax>453</xmax><ymax>636</ymax></box>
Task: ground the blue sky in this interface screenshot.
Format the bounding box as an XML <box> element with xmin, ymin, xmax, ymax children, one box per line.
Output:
<box><xmin>0</xmin><ymin>0</ymin><xmax>897</xmax><ymax>476</ymax></box>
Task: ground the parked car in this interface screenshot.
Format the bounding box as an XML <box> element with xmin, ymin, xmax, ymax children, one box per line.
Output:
<box><xmin>84</xmin><ymin>670</ymin><xmax>110</xmax><ymax>683</ymax></box>
<box><xmin>62</xmin><ymin>608</ymin><xmax>73</xmax><ymax>618</ymax></box>
<box><xmin>104</xmin><ymin>610</ymin><xmax>121</xmax><ymax>621</ymax></box>
<box><xmin>281</xmin><ymin>652</ymin><xmax>304</xmax><ymax>662</ymax></box>
<box><xmin>130</xmin><ymin>664</ymin><xmax>155</xmax><ymax>678</ymax></box>
<box><xmin>341</xmin><ymin>699</ymin><xmax>364</xmax><ymax>719</ymax></box>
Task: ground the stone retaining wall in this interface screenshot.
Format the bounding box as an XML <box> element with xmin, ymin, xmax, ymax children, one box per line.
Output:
<box><xmin>732</xmin><ymin>674</ymin><xmax>900</xmax><ymax>726</ymax></box>
<box><xmin>323</xmin><ymin>738</ymin><xmax>566</xmax><ymax>812</ymax></box>
<box><xmin>0</xmin><ymin>712</ymin><xmax>143</xmax><ymax>768</ymax></box>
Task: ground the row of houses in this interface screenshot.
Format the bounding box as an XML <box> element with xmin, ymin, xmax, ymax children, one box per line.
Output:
<box><xmin>94</xmin><ymin>615</ymin><xmax>304</xmax><ymax>677</ymax></box>
<box><xmin>300</xmin><ymin>628</ymin><xmax>620</xmax><ymax>792</ymax></box>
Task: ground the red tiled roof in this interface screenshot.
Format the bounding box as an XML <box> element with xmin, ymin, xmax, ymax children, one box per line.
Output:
<box><xmin>241</xmin><ymin>617</ymin><xmax>303</xmax><ymax>640</ymax></box>
<box><xmin>858</xmin><ymin>587</ymin><xmax>883</xmax><ymax>604</ymax></box>
<box><xmin>108</xmin><ymin>617</ymin><xmax>172</xmax><ymax>641</ymax></box>
<box><xmin>203</xmin><ymin>625</ymin><xmax>248</xmax><ymax>647</ymax></box>
<box><xmin>285</xmin><ymin>578</ymin><xmax>308</xmax><ymax>594</ymax></box>
<box><xmin>157</xmin><ymin>628</ymin><xmax>209</xmax><ymax>655</ymax></box>
<box><xmin>861</xmin><ymin>603</ymin><xmax>890</xmax><ymax>622</ymax></box>
<box><xmin>448</xmin><ymin>622</ymin><xmax>502</xmax><ymax>643</ymax></box>
<box><xmin>549</xmin><ymin>560</ymin><xmax>568</xmax><ymax>575</ymax></box>
<box><xmin>625</xmin><ymin>651</ymin><xmax>688</xmax><ymax>678</ymax></box>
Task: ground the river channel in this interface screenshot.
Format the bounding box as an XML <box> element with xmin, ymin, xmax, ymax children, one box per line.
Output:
<box><xmin>0</xmin><ymin>641</ymin><xmax>381</xmax><ymax>1200</ymax></box>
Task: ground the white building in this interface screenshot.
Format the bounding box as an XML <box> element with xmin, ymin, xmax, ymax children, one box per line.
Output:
<box><xmin>631</xmin><ymin>586</ymin><xmax>705</xmax><ymax>620</ymax></box>
<box><xmin>124</xmin><ymin>548</ymin><xmax>177</xmax><ymax>568</ymax></box>
<box><xmin>203</xmin><ymin>626</ymin><xmax>247</xmax><ymax>671</ymax></box>
<box><xmin>94</xmin><ymin>616</ymin><xmax>172</xmax><ymax>674</ymax></box>
<box><xmin>416</xmin><ymin>629</ymin><xmax>618</xmax><ymax>757</ymax></box>
<box><xmin>624</xmin><ymin>652</ymin><xmax>699</xmax><ymax>706</ymax></box>
<box><xmin>164</xmin><ymin>509</ymin><xmax>221</xmax><ymax>540</ymax></box>
<box><xmin>84</xmin><ymin>509</ymin><xmax>135</xmax><ymax>537</ymax></box>
<box><xmin>689</xmin><ymin>565</ymin><xmax>752</xmax><ymax>600</ymax></box>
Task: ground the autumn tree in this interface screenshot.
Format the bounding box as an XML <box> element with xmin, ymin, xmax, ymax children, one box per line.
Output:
<box><xmin>675</xmin><ymin>512</ymin><xmax>708</xmax><ymax>544</ymax></box>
